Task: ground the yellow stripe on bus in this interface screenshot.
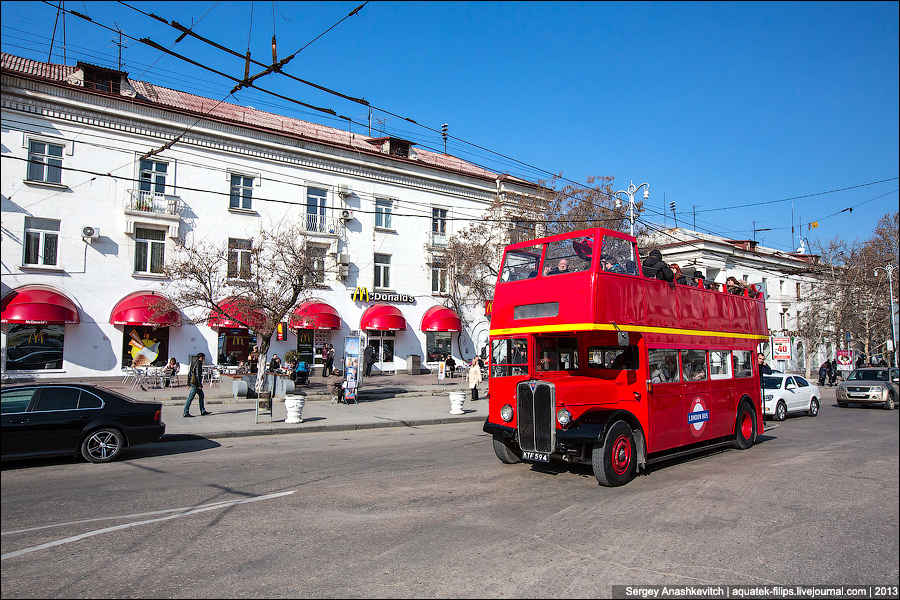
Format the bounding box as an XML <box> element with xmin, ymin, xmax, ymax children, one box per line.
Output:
<box><xmin>489</xmin><ymin>322</ymin><xmax>769</xmax><ymax>340</ymax></box>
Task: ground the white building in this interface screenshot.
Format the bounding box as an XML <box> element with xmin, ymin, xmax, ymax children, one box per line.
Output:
<box><xmin>1</xmin><ymin>53</ymin><xmax>536</xmax><ymax>379</ymax></box>
<box><xmin>644</xmin><ymin>227</ymin><xmax>828</xmax><ymax>373</ymax></box>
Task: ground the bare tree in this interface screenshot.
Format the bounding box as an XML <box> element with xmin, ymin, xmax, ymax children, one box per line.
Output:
<box><xmin>160</xmin><ymin>222</ymin><xmax>321</xmax><ymax>393</ymax></box>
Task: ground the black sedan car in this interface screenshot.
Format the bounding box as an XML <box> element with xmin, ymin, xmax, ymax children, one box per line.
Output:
<box><xmin>1</xmin><ymin>384</ymin><xmax>165</xmax><ymax>463</ymax></box>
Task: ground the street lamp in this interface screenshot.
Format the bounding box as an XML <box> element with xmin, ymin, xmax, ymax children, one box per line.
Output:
<box><xmin>613</xmin><ymin>180</ymin><xmax>650</xmax><ymax>237</ymax></box>
<box><xmin>874</xmin><ymin>264</ymin><xmax>899</xmax><ymax>367</ymax></box>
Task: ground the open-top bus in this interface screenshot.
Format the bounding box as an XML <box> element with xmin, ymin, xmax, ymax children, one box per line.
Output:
<box><xmin>483</xmin><ymin>227</ymin><xmax>768</xmax><ymax>486</ymax></box>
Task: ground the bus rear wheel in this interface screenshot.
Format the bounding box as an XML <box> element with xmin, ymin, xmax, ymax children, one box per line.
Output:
<box><xmin>492</xmin><ymin>436</ymin><xmax>521</xmax><ymax>464</ymax></box>
<box><xmin>592</xmin><ymin>420</ymin><xmax>636</xmax><ymax>487</ymax></box>
<box><xmin>733</xmin><ymin>402</ymin><xmax>757</xmax><ymax>450</ymax></box>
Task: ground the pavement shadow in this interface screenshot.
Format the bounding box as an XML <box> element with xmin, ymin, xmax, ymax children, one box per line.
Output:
<box><xmin>0</xmin><ymin>438</ymin><xmax>220</xmax><ymax>470</ymax></box>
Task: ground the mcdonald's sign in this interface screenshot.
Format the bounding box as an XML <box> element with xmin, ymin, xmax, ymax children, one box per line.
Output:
<box><xmin>484</xmin><ymin>300</ymin><xmax>493</xmax><ymax>317</ymax></box>
<box><xmin>350</xmin><ymin>287</ymin><xmax>415</xmax><ymax>304</ymax></box>
<box><xmin>276</xmin><ymin>322</ymin><xmax>287</xmax><ymax>341</ymax></box>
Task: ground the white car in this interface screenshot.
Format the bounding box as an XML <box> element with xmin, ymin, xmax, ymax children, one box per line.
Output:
<box><xmin>763</xmin><ymin>373</ymin><xmax>820</xmax><ymax>421</ymax></box>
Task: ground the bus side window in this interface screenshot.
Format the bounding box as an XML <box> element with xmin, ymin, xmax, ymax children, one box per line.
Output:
<box><xmin>733</xmin><ymin>351</ymin><xmax>753</xmax><ymax>378</ymax></box>
<box><xmin>600</xmin><ymin>236</ymin><xmax>638</xmax><ymax>275</ymax></box>
<box><xmin>648</xmin><ymin>349</ymin><xmax>679</xmax><ymax>383</ymax></box>
<box><xmin>681</xmin><ymin>350</ymin><xmax>708</xmax><ymax>381</ymax></box>
<box><xmin>710</xmin><ymin>350</ymin><xmax>732</xmax><ymax>379</ymax></box>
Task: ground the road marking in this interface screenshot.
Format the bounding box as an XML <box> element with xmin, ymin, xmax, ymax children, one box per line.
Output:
<box><xmin>2</xmin><ymin>499</ymin><xmax>244</xmax><ymax>536</ymax></box>
<box><xmin>1</xmin><ymin>490</ymin><xmax>295</xmax><ymax>561</ymax></box>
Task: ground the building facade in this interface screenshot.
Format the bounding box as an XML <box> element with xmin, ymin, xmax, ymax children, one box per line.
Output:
<box><xmin>1</xmin><ymin>54</ymin><xmax>535</xmax><ymax>379</ymax></box>
<box><xmin>644</xmin><ymin>227</ymin><xmax>830</xmax><ymax>373</ymax></box>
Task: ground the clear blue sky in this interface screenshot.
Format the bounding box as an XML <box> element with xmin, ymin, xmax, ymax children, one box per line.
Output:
<box><xmin>2</xmin><ymin>1</ymin><xmax>897</xmax><ymax>252</ymax></box>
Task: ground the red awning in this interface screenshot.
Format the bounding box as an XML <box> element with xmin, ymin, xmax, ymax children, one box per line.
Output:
<box><xmin>207</xmin><ymin>298</ymin><xmax>266</xmax><ymax>330</ymax></box>
<box><xmin>1</xmin><ymin>286</ymin><xmax>79</xmax><ymax>325</ymax></box>
<box><xmin>421</xmin><ymin>305</ymin><xmax>461</xmax><ymax>332</ymax></box>
<box><xmin>109</xmin><ymin>292</ymin><xmax>180</xmax><ymax>327</ymax></box>
<box><xmin>360</xmin><ymin>304</ymin><xmax>406</xmax><ymax>331</ymax></box>
<box><xmin>289</xmin><ymin>301</ymin><xmax>340</xmax><ymax>330</ymax></box>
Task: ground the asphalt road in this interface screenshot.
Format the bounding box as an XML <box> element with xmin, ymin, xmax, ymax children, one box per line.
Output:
<box><xmin>2</xmin><ymin>389</ymin><xmax>898</xmax><ymax>598</ymax></box>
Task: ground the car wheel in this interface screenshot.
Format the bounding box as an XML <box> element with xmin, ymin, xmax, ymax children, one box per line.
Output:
<box><xmin>492</xmin><ymin>436</ymin><xmax>521</xmax><ymax>464</ymax></box>
<box><xmin>808</xmin><ymin>398</ymin><xmax>819</xmax><ymax>417</ymax></box>
<box><xmin>80</xmin><ymin>428</ymin><xmax>125</xmax><ymax>463</ymax></box>
<box><xmin>592</xmin><ymin>420</ymin><xmax>636</xmax><ymax>487</ymax></box>
<box><xmin>884</xmin><ymin>392</ymin><xmax>895</xmax><ymax>411</ymax></box>
<box><xmin>775</xmin><ymin>401</ymin><xmax>787</xmax><ymax>421</ymax></box>
<box><xmin>733</xmin><ymin>402</ymin><xmax>757</xmax><ymax>450</ymax></box>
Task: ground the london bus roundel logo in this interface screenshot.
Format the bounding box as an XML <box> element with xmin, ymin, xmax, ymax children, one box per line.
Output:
<box><xmin>687</xmin><ymin>399</ymin><xmax>710</xmax><ymax>437</ymax></box>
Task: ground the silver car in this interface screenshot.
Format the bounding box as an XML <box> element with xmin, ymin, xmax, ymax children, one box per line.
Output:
<box><xmin>836</xmin><ymin>368</ymin><xmax>899</xmax><ymax>410</ymax></box>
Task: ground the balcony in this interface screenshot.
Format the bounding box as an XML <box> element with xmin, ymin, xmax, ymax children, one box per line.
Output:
<box><xmin>124</xmin><ymin>190</ymin><xmax>181</xmax><ymax>238</ymax></box>
<box><xmin>302</xmin><ymin>213</ymin><xmax>340</xmax><ymax>236</ymax></box>
<box><xmin>428</xmin><ymin>230</ymin><xmax>448</xmax><ymax>247</ymax></box>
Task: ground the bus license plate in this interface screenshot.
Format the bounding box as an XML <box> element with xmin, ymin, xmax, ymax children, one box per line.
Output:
<box><xmin>522</xmin><ymin>451</ymin><xmax>549</xmax><ymax>463</ymax></box>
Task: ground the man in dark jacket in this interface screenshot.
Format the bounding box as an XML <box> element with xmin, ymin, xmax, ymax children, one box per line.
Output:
<box><xmin>642</xmin><ymin>249</ymin><xmax>674</xmax><ymax>282</ymax></box>
<box><xmin>183</xmin><ymin>353</ymin><xmax>210</xmax><ymax>417</ymax></box>
<box><xmin>827</xmin><ymin>359</ymin><xmax>837</xmax><ymax>386</ymax></box>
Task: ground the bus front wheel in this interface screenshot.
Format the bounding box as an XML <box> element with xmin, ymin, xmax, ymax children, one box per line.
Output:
<box><xmin>733</xmin><ymin>402</ymin><xmax>757</xmax><ymax>450</ymax></box>
<box><xmin>492</xmin><ymin>436</ymin><xmax>521</xmax><ymax>464</ymax></box>
<box><xmin>592</xmin><ymin>421</ymin><xmax>637</xmax><ymax>487</ymax></box>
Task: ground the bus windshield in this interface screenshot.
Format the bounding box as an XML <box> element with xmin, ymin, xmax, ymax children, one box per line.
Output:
<box><xmin>500</xmin><ymin>245</ymin><xmax>542</xmax><ymax>282</ymax></box>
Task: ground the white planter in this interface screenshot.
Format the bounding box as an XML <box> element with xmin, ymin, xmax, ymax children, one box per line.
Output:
<box><xmin>449</xmin><ymin>391</ymin><xmax>466</xmax><ymax>415</ymax></box>
<box><xmin>284</xmin><ymin>394</ymin><xmax>306</xmax><ymax>424</ymax></box>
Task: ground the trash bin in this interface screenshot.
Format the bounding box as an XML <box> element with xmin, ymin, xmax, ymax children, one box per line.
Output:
<box><xmin>284</xmin><ymin>394</ymin><xmax>306</xmax><ymax>424</ymax></box>
<box><xmin>449</xmin><ymin>391</ymin><xmax>465</xmax><ymax>415</ymax></box>
<box><xmin>407</xmin><ymin>354</ymin><xmax>421</xmax><ymax>375</ymax></box>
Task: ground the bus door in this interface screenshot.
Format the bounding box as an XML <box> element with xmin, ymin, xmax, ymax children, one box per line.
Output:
<box><xmin>681</xmin><ymin>349</ymin><xmax>713</xmax><ymax>445</ymax></box>
<box><xmin>646</xmin><ymin>348</ymin><xmax>683</xmax><ymax>452</ymax></box>
<box><xmin>707</xmin><ymin>349</ymin><xmax>735</xmax><ymax>438</ymax></box>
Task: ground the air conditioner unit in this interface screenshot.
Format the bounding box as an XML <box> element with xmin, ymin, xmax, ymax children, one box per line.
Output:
<box><xmin>338</xmin><ymin>184</ymin><xmax>351</xmax><ymax>199</ymax></box>
<box><xmin>338</xmin><ymin>253</ymin><xmax>350</xmax><ymax>266</ymax></box>
<box><xmin>340</xmin><ymin>209</ymin><xmax>353</xmax><ymax>221</ymax></box>
<box><xmin>81</xmin><ymin>226</ymin><xmax>100</xmax><ymax>242</ymax></box>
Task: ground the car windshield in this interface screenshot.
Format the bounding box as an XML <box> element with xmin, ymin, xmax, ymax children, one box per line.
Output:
<box><xmin>848</xmin><ymin>369</ymin><xmax>888</xmax><ymax>381</ymax></box>
<box><xmin>762</xmin><ymin>376</ymin><xmax>783</xmax><ymax>389</ymax></box>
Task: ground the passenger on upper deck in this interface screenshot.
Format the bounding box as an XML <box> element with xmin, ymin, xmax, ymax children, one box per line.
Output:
<box><xmin>726</xmin><ymin>276</ymin><xmax>747</xmax><ymax>295</ymax></box>
<box><xmin>641</xmin><ymin>249</ymin><xmax>674</xmax><ymax>282</ymax></box>
<box><xmin>545</xmin><ymin>258</ymin><xmax>569</xmax><ymax>276</ymax></box>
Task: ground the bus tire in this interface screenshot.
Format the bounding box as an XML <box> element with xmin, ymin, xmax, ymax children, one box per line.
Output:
<box><xmin>592</xmin><ymin>421</ymin><xmax>636</xmax><ymax>487</ymax></box>
<box><xmin>492</xmin><ymin>436</ymin><xmax>521</xmax><ymax>464</ymax></box>
<box><xmin>733</xmin><ymin>402</ymin><xmax>757</xmax><ymax>450</ymax></box>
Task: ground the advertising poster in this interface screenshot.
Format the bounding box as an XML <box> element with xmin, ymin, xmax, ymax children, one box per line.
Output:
<box><xmin>772</xmin><ymin>337</ymin><xmax>792</xmax><ymax>361</ymax></box>
<box><xmin>344</xmin><ymin>335</ymin><xmax>361</xmax><ymax>402</ymax></box>
<box><xmin>836</xmin><ymin>350</ymin><xmax>853</xmax><ymax>371</ymax></box>
<box><xmin>438</xmin><ymin>359</ymin><xmax>446</xmax><ymax>381</ymax></box>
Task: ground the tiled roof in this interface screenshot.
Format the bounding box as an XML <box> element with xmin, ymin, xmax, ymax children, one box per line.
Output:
<box><xmin>2</xmin><ymin>52</ymin><xmax>518</xmax><ymax>183</ymax></box>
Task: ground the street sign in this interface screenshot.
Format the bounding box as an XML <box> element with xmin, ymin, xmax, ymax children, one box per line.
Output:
<box><xmin>836</xmin><ymin>350</ymin><xmax>853</xmax><ymax>369</ymax></box>
<box><xmin>845</xmin><ymin>332</ymin><xmax>852</xmax><ymax>343</ymax></box>
<box><xmin>772</xmin><ymin>337</ymin><xmax>792</xmax><ymax>361</ymax></box>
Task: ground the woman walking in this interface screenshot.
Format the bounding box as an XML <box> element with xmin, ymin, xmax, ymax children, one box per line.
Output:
<box><xmin>468</xmin><ymin>358</ymin><xmax>483</xmax><ymax>402</ymax></box>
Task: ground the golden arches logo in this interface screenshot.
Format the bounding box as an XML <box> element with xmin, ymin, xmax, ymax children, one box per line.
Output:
<box><xmin>351</xmin><ymin>287</ymin><xmax>371</xmax><ymax>302</ymax></box>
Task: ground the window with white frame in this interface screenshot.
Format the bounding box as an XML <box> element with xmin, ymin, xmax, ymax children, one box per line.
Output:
<box><xmin>138</xmin><ymin>159</ymin><xmax>168</xmax><ymax>207</ymax></box>
<box><xmin>306</xmin><ymin>187</ymin><xmax>328</xmax><ymax>232</ymax></box>
<box><xmin>432</xmin><ymin>261</ymin><xmax>448</xmax><ymax>294</ymax></box>
<box><xmin>134</xmin><ymin>227</ymin><xmax>166</xmax><ymax>274</ymax></box>
<box><xmin>27</xmin><ymin>141</ymin><xmax>63</xmax><ymax>184</ymax></box>
<box><xmin>709</xmin><ymin>350</ymin><xmax>733</xmax><ymax>380</ymax></box>
<box><xmin>375</xmin><ymin>199</ymin><xmax>393</xmax><ymax>229</ymax></box>
<box><xmin>307</xmin><ymin>245</ymin><xmax>327</xmax><ymax>284</ymax></box>
<box><xmin>229</xmin><ymin>174</ymin><xmax>254</xmax><ymax>210</ymax></box>
<box><xmin>23</xmin><ymin>217</ymin><xmax>60</xmax><ymax>266</ymax></box>
<box><xmin>227</xmin><ymin>238</ymin><xmax>252</xmax><ymax>279</ymax></box>
<box><xmin>374</xmin><ymin>253</ymin><xmax>391</xmax><ymax>289</ymax></box>
<box><xmin>432</xmin><ymin>208</ymin><xmax>447</xmax><ymax>236</ymax></box>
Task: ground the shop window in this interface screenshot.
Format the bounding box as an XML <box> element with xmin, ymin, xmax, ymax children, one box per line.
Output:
<box><xmin>426</xmin><ymin>331</ymin><xmax>452</xmax><ymax>363</ymax></box>
<box><xmin>27</xmin><ymin>140</ymin><xmax>64</xmax><ymax>184</ymax></box>
<box><xmin>648</xmin><ymin>349</ymin><xmax>679</xmax><ymax>383</ymax></box>
<box><xmin>134</xmin><ymin>227</ymin><xmax>166</xmax><ymax>274</ymax></box>
<box><xmin>228</xmin><ymin>238</ymin><xmax>252</xmax><ymax>279</ymax></box>
<box><xmin>5</xmin><ymin>324</ymin><xmax>65</xmax><ymax>370</ymax></box>
<box><xmin>122</xmin><ymin>325</ymin><xmax>169</xmax><ymax>368</ymax></box>
<box><xmin>230</xmin><ymin>174</ymin><xmax>254</xmax><ymax>210</ymax></box>
<box><xmin>490</xmin><ymin>337</ymin><xmax>528</xmax><ymax>377</ymax></box>
<box><xmin>23</xmin><ymin>216</ymin><xmax>60</xmax><ymax>267</ymax></box>
<box><xmin>218</xmin><ymin>328</ymin><xmax>257</xmax><ymax>365</ymax></box>
<box><xmin>600</xmin><ymin>236</ymin><xmax>638</xmax><ymax>275</ymax></box>
<box><xmin>375</xmin><ymin>199</ymin><xmax>393</xmax><ymax>229</ymax></box>
<box><xmin>543</xmin><ymin>235</ymin><xmax>593</xmax><ymax>276</ymax></box>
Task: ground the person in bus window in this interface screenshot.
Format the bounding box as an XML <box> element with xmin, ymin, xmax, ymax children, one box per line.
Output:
<box><xmin>642</xmin><ymin>249</ymin><xmax>674</xmax><ymax>282</ymax></box>
<box><xmin>545</xmin><ymin>258</ymin><xmax>569</xmax><ymax>276</ymax></box>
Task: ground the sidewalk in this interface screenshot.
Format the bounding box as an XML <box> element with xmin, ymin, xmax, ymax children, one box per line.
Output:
<box><xmin>163</xmin><ymin>391</ymin><xmax>487</xmax><ymax>441</ymax></box>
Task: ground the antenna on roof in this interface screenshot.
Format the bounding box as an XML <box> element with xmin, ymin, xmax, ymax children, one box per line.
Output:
<box><xmin>112</xmin><ymin>25</ymin><xmax>127</xmax><ymax>70</ymax></box>
<box><xmin>441</xmin><ymin>123</ymin><xmax>448</xmax><ymax>154</ymax></box>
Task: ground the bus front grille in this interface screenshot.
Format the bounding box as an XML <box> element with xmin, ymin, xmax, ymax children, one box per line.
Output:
<box><xmin>517</xmin><ymin>381</ymin><xmax>554</xmax><ymax>453</ymax></box>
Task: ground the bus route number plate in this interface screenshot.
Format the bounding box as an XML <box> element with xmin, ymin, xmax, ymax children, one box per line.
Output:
<box><xmin>522</xmin><ymin>451</ymin><xmax>549</xmax><ymax>463</ymax></box>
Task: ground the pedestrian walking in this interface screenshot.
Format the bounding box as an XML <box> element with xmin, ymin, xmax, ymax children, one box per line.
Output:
<box><xmin>183</xmin><ymin>353</ymin><xmax>211</xmax><ymax>417</ymax></box>
<box><xmin>364</xmin><ymin>343</ymin><xmax>376</xmax><ymax>377</ymax></box>
<box><xmin>818</xmin><ymin>362</ymin><xmax>828</xmax><ymax>387</ymax></box>
<box><xmin>468</xmin><ymin>358</ymin><xmax>483</xmax><ymax>401</ymax></box>
<box><xmin>323</xmin><ymin>344</ymin><xmax>335</xmax><ymax>377</ymax></box>
<box><xmin>827</xmin><ymin>359</ymin><xmax>837</xmax><ymax>386</ymax></box>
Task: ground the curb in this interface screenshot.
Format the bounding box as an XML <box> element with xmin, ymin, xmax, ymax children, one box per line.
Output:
<box><xmin>159</xmin><ymin>415</ymin><xmax>486</xmax><ymax>442</ymax></box>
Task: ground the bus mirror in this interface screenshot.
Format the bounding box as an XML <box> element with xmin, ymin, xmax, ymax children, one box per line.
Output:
<box><xmin>617</xmin><ymin>331</ymin><xmax>630</xmax><ymax>346</ymax></box>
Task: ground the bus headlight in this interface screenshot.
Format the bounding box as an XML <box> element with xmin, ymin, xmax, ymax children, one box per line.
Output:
<box><xmin>557</xmin><ymin>408</ymin><xmax>571</xmax><ymax>427</ymax></box>
<box><xmin>500</xmin><ymin>404</ymin><xmax>514</xmax><ymax>422</ymax></box>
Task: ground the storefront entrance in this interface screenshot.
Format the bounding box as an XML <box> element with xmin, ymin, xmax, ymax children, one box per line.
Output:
<box><xmin>368</xmin><ymin>331</ymin><xmax>395</xmax><ymax>374</ymax></box>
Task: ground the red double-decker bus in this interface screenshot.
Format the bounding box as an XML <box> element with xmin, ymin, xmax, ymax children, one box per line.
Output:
<box><xmin>483</xmin><ymin>227</ymin><xmax>769</xmax><ymax>486</ymax></box>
